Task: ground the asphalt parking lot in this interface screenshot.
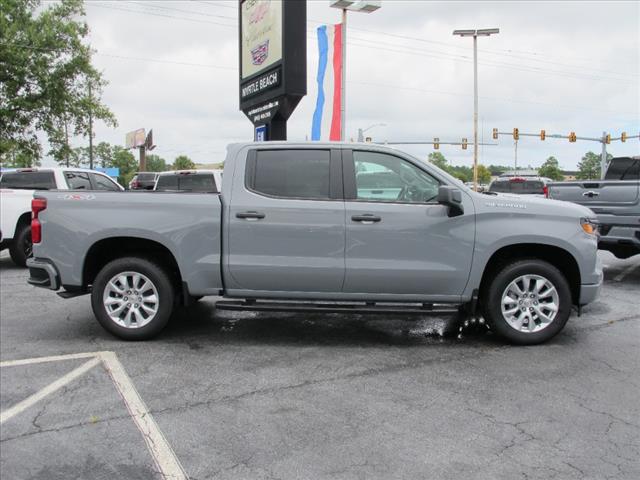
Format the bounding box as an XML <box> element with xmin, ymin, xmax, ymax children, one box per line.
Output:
<box><xmin>1</xmin><ymin>251</ymin><xmax>638</xmax><ymax>480</ymax></box>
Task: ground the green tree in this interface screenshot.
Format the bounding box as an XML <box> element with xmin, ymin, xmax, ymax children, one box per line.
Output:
<box><xmin>476</xmin><ymin>164</ymin><xmax>492</xmax><ymax>184</ymax></box>
<box><xmin>94</xmin><ymin>142</ymin><xmax>115</xmax><ymax>168</ymax></box>
<box><xmin>488</xmin><ymin>164</ymin><xmax>510</xmax><ymax>176</ymax></box>
<box><xmin>428</xmin><ymin>152</ymin><xmax>448</xmax><ymax>171</ymax></box>
<box><xmin>577</xmin><ymin>151</ymin><xmax>611</xmax><ymax>180</ymax></box>
<box><xmin>0</xmin><ymin>0</ymin><xmax>116</xmax><ymax>166</ymax></box>
<box><xmin>111</xmin><ymin>146</ymin><xmax>138</xmax><ymax>186</ymax></box>
<box><xmin>0</xmin><ymin>144</ymin><xmax>40</xmax><ymax>168</ymax></box>
<box><xmin>538</xmin><ymin>156</ymin><xmax>564</xmax><ymax>181</ymax></box>
<box><xmin>145</xmin><ymin>154</ymin><xmax>167</xmax><ymax>172</ymax></box>
<box><xmin>173</xmin><ymin>155</ymin><xmax>195</xmax><ymax>170</ymax></box>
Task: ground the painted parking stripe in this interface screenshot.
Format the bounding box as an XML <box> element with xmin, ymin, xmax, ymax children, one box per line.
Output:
<box><xmin>0</xmin><ymin>357</ymin><xmax>101</xmax><ymax>424</ymax></box>
<box><xmin>0</xmin><ymin>351</ymin><xmax>188</xmax><ymax>480</ymax></box>
<box><xmin>99</xmin><ymin>351</ymin><xmax>188</xmax><ymax>480</ymax></box>
<box><xmin>614</xmin><ymin>261</ymin><xmax>639</xmax><ymax>282</ymax></box>
<box><xmin>0</xmin><ymin>351</ymin><xmax>100</xmax><ymax>368</ymax></box>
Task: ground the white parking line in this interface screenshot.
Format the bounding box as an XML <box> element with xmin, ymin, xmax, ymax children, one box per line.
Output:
<box><xmin>99</xmin><ymin>351</ymin><xmax>188</xmax><ymax>480</ymax></box>
<box><xmin>0</xmin><ymin>351</ymin><xmax>188</xmax><ymax>480</ymax></box>
<box><xmin>0</xmin><ymin>357</ymin><xmax>100</xmax><ymax>424</ymax></box>
<box><xmin>614</xmin><ymin>261</ymin><xmax>639</xmax><ymax>282</ymax></box>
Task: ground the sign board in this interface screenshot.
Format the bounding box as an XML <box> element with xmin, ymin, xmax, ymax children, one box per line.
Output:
<box><xmin>145</xmin><ymin>129</ymin><xmax>155</xmax><ymax>151</ymax></box>
<box><xmin>241</xmin><ymin>0</ymin><xmax>283</xmax><ymax>79</ymax></box>
<box><xmin>255</xmin><ymin>124</ymin><xmax>267</xmax><ymax>141</ymax></box>
<box><xmin>125</xmin><ymin>129</ymin><xmax>146</xmax><ymax>149</ymax></box>
<box><xmin>239</xmin><ymin>0</ymin><xmax>306</xmax><ymax>139</ymax></box>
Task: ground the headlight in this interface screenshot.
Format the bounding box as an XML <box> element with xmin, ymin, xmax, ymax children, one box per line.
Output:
<box><xmin>580</xmin><ymin>218</ymin><xmax>598</xmax><ymax>235</ymax></box>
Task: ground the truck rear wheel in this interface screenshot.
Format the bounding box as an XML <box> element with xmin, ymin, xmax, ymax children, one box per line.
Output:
<box><xmin>9</xmin><ymin>224</ymin><xmax>32</xmax><ymax>267</ymax></box>
<box><xmin>91</xmin><ymin>257</ymin><xmax>175</xmax><ymax>340</ymax></box>
<box><xmin>482</xmin><ymin>259</ymin><xmax>572</xmax><ymax>345</ymax></box>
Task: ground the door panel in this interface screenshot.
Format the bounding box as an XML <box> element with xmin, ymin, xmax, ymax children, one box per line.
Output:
<box><xmin>343</xmin><ymin>150</ymin><xmax>475</xmax><ymax>297</ymax></box>
<box><xmin>226</xmin><ymin>148</ymin><xmax>345</xmax><ymax>293</ymax></box>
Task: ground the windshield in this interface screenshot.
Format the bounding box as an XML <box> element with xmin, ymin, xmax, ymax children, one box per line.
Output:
<box><xmin>490</xmin><ymin>180</ymin><xmax>544</xmax><ymax>194</ymax></box>
<box><xmin>155</xmin><ymin>174</ymin><xmax>217</xmax><ymax>192</ymax></box>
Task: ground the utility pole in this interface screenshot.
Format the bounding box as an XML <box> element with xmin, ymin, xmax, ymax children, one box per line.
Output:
<box><xmin>600</xmin><ymin>131</ymin><xmax>608</xmax><ymax>179</ymax></box>
<box><xmin>88</xmin><ymin>82</ymin><xmax>94</xmax><ymax>170</ymax></box>
<box><xmin>453</xmin><ymin>28</ymin><xmax>500</xmax><ymax>192</ymax></box>
<box><xmin>514</xmin><ymin>139</ymin><xmax>518</xmax><ymax>172</ymax></box>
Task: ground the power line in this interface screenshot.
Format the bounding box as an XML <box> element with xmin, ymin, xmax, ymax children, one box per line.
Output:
<box><xmin>86</xmin><ymin>3</ymin><xmax>236</xmax><ymax>28</ymax></box>
<box><xmin>125</xmin><ymin>1</ymin><xmax>236</xmax><ymax>21</ymax></box>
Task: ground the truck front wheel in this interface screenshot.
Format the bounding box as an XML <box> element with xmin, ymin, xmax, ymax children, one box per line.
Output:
<box><xmin>482</xmin><ymin>259</ymin><xmax>572</xmax><ymax>345</ymax></box>
<box><xmin>91</xmin><ymin>257</ymin><xmax>175</xmax><ymax>340</ymax></box>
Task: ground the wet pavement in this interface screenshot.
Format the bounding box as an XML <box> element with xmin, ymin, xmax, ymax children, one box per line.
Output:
<box><xmin>1</xmin><ymin>250</ymin><xmax>639</xmax><ymax>479</ymax></box>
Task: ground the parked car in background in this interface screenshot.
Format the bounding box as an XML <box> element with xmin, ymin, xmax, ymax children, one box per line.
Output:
<box><xmin>0</xmin><ymin>167</ymin><xmax>123</xmax><ymax>266</ymax></box>
<box><xmin>129</xmin><ymin>172</ymin><xmax>158</xmax><ymax>190</ymax></box>
<box><xmin>154</xmin><ymin>169</ymin><xmax>221</xmax><ymax>192</ymax></box>
<box><xmin>548</xmin><ymin>156</ymin><xmax>639</xmax><ymax>259</ymax></box>
<box><xmin>488</xmin><ymin>176</ymin><xmax>551</xmax><ymax>197</ymax></box>
<box><xmin>28</xmin><ymin>143</ymin><xmax>601</xmax><ymax>345</ymax></box>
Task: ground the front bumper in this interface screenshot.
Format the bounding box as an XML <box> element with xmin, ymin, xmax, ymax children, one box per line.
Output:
<box><xmin>26</xmin><ymin>258</ymin><xmax>60</xmax><ymax>290</ymax></box>
<box><xmin>579</xmin><ymin>256</ymin><xmax>603</xmax><ymax>305</ymax></box>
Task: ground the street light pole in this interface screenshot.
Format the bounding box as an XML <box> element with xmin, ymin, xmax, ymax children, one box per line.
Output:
<box><xmin>341</xmin><ymin>8</ymin><xmax>347</xmax><ymax>142</ymax></box>
<box><xmin>453</xmin><ymin>28</ymin><xmax>499</xmax><ymax>191</ymax></box>
<box><xmin>473</xmin><ymin>34</ymin><xmax>478</xmax><ymax>189</ymax></box>
<box><xmin>330</xmin><ymin>1</ymin><xmax>381</xmax><ymax>142</ymax></box>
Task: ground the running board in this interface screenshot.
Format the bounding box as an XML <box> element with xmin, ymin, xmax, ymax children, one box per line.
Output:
<box><xmin>215</xmin><ymin>300</ymin><xmax>461</xmax><ymax>315</ymax></box>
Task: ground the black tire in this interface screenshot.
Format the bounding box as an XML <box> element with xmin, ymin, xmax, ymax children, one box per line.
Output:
<box><xmin>482</xmin><ymin>259</ymin><xmax>572</xmax><ymax>345</ymax></box>
<box><xmin>9</xmin><ymin>224</ymin><xmax>32</xmax><ymax>267</ymax></box>
<box><xmin>91</xmin><ymin>257</ymin><xmax>175</xmax><ymax>340</ymax></box>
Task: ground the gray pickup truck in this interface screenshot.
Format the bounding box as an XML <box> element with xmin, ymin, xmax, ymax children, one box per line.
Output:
<box><xmin>548</xmin><ymin>156</ymin><xmax>640</xmax><ymax>259</ymax></box>
<box><xmin>27</xmin><ymin>142</ymin><xmax>602</xmax><ymax>344</ymax></box>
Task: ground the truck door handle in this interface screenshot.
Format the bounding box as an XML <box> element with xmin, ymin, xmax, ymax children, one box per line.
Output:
<box><xmin>351</xmin><ymin>214</ymin><xmax>381</xmax><ymax>223</ymax></box>
<box><xmin>236</xmin><ymin>211</ymin><xmax>266</xmax><ymax>220</ymax></box>
<box><xmin>583</xmin><ymin>191</ymin><xmax>600</xmax><ymax>197</ymax></box>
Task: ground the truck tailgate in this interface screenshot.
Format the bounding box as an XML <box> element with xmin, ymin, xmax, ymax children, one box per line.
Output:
<box><xmin>548</xmin><ymin>181</ymin><xmax>639</xmax><ymax>216</ymax></box>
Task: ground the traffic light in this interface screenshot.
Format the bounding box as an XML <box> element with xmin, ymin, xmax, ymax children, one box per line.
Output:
<box><xmin>540</xmin><ymin>130</ymin><xmax>546</xmax><ymax>141</ymax></box>
<box><xmin>462</xmin><ymin>138</ymin><xmax>468</xmax><ymax>150</ymax></box>
<box><xmin>621</xmin><ymin>132</ymin><xmax>627</xmax><ymax>142</ymax></box>
<box><xmin>433</xmin><ymin>137</ymin><xmax>439</xmax><ymax>149</ymax></box>
<box><xmin>605</xmin><ymin>134</ymin><xmax>611</xmax><ymax>144</ymax></box>
<box><xmin>569</xmin><ymin>132</ymin><xmax>577</xmax><ymax>142</ymax></box>
<box><xmin>492</xmin><ymin>128</ymin><xmax>498</xmax><ymax>140</ymax></box>
<box><xmin>513</xmin><ymin>128</ymin><xmax>519</xmax><ymax>140</ymax></box>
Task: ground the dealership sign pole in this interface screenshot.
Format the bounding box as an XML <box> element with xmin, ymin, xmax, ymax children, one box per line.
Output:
<box><xmin>239</xmin><ymin>0</ymin><xmax>306</xmax><ymax>141</ymax></box>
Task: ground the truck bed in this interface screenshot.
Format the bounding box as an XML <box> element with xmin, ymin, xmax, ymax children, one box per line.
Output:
<box><xmin>33</xmin><ymin>191</ymin><xmax>223</xmax><ymax>295</ymax></box>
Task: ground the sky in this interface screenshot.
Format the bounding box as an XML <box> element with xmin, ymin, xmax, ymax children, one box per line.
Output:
<box><xmin>46</xmin><ymin>0</ymin><xmax>640</xmax><ymax>170</ymax></box>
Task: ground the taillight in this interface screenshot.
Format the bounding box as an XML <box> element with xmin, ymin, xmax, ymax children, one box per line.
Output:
<box><xmin>31</xmin><ymin>198</ymin><xmax>47</xmax><ymax>244</ymax></box>
<box><xmin>543</xmin><ymin>185</ymin><xmax>549</xmax><ymax>198</ymax></box>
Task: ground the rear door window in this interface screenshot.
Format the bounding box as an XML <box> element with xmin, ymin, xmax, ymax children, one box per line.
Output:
<box><xmin>0</xmin><ymin>171</ymin><xmax>56</xmax><ymax>190</ymax></box>
<box><xmin>249</xmin><ymin>150</ymin><xmax>331</xmax><ymax>199</ymax></box>
<box><xmin>65</xmin><ymin>171</ymin><xmax>92</xmax><ymax>190</ymax></box>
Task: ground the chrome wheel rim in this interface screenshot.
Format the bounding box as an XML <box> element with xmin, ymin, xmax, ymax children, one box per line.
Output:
<box><xmin>103</xmin><ymin>271</ymin><xmax>159</xmax><ymax>329</ymax></box>
<box><xmin>501</xmin><ymin>274</ymin><xmax>559</xmax><ymax>333</ymax></box>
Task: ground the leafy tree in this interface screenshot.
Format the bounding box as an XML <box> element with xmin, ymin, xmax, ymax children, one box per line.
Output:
<box><xmin>146</xmin><ymin>154</ymin><xmax>167</xmax><ymax>172</ymax></box>
<box><xmin>0</xmin><ymin>0</ymin><xmax>116</xmax><ymax>166</ymax></box>
<box><xmin>111</xmin><ymin>146</ymin><xmax>138</xmax><ymax>186</ymax></box>
<box><xmin>428</xmin><ymin>152</ymin><xmax>448</xmax><ymax>171</ymax></box>
<box><xmin>577</xmin><ymin>151</ymin><xmax>611</xmax><ymax>180</ymax></box>
<box><xmin>173</xmin><ymin>155</ymin><xmax>195</xmax><ymax>170</ymax></box>
<box><xmin>476</xmin><ymin>164</ymin><xmax>492</xmax><ymax>184</ymax></box>
<box><xmin>0</xmin><ymin>144</ymin><xmax>40</xmax><ymax>167</ymax></box>
<box><xmin>538</xmin><ymin>156</ymin><xmax>564</xmax><ymax>181</ymax></box>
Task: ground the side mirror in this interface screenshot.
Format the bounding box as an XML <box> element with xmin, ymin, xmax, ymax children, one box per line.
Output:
<box><xmin>437</xmin><ymin>185</ymin><xmax>464</xmax><ymax>217</ymax></box>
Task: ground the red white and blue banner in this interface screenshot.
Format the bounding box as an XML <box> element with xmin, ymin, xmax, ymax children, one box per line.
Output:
<box><xmin>311</xmin><ymin>23</ymin><xmax>343</xmax><ymax>141</ymax></box>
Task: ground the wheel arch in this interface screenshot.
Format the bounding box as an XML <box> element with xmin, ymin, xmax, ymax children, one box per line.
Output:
<box><xmin>478</xmin><ymin>243</ymin><xmax>581</xmax><ymax>306</ymax></box>
<box><xmin>82</xmin><ymin>237</ymin><xmax>183</xmax><ymax>292</ymax></box>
